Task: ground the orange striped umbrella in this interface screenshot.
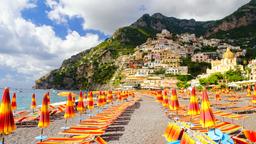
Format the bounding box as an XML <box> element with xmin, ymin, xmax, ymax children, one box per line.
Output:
<box><xmin>31</xmin><ymin>93</ymin><xmax>36</xmax><ymax>112</ymax></box>
<box><xmin>200</xmin><ymin>90</ymin><xmax>215</xmax><ymax>128</ymax></box>
<box><xmin>117</xmin><ymin>92</ymin><xmax>122</xmax><ymax>101</ymax></box>
<box><xmin>87</xmin><ymin>91</ymin><xmax>94</xmax><ymax>110</ymax></box>
<box><xmin>215</xmin><ymin>90</ymin><xmax>221</xmax><ymax>101</ymax></box>
<box><xmin>38</xmin><ymin>93</ymin><xmax>50</xmax><ymax>128</ymax></box>
<box><xmin>0</xmin><ymin>88</ymin><xmax>16</xmax><ymax>138</ymax></box>
<box><xmin>46</xmin><ymin>92</ymin><xmax>50</xmax><ymax>105</ymax></box>
<box><xmin>188</xmin><ymin>87</ymin><xmax>200</xmax><ymax>116</ymax></box>
<box><xmin>107</xmin><ymin>91</ymin><xmax>113</xmax><ymax>103</ymax></box>
<box><xmin>97</xmin><ymin>91</ymin><xmax>104</xmax><ymax>107</ymax></box>
<box><xmin>102</xmin><ymin>91</ymin><xmax>107</xmax><ymax>104</ymax></box>
<box><xmin>156</xmin><ymin>90</ymin><xmax>163</xmax><ymax>103</ymax></box>
<box><xmin>64</xmin><ymin>92</ymin><xmax>75</xmax><ymax>119</ymax></box>
<box><xmin>11</xmin><ymin>92</ymin><xmax>17</xmax><ymax>111</ymax></box>
<box><xmin>247</xmin><ymin>85</ymin><xmax>251</xmax><ymax>96</ymax></box>
<box><xmin>169</xmin><ymin>88</ymin><xmax>179</xmax><ymax>111</ymax></box>
<box><xmin>77</xmin><ymin>91</ymin><xmax>85</xmax><ymax>113</ymax></box>
<box><xmin>37</xmin><ymin>93</ymin><xmax>50</xmax><ymax>141</ymax></box>
<box><xmin>252</xmin><ymin>84</ymin><xmax>256</xmax><ymax>104</ymax></box>
<box><xmin>162</xmin><ymin>90</ymin><xmax>169</xmax><ymax>108</ymax></box>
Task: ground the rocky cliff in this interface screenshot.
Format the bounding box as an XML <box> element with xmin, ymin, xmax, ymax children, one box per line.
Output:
<box><xmin>35</xmin><ymin>0</ymin><xmax>256</xmax><ymax>90</ymax></box>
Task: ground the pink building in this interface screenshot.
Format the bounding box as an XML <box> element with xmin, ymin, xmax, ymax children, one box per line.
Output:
<box><xmin>192</xmin><ymin>53</ymin><xmax>211</xmax><ymax>63</ymax></box>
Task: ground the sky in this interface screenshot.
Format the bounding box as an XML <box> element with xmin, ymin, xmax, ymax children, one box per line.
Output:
<box><xmin>0</xmin><ymin>0</ymin><xmax>250</xmax><ymax>89</ymax></box>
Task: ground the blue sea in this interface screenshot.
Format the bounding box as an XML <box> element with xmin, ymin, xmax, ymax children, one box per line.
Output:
<box><xmin>0</xmin><ymin>88</ymin><xmax>80</xmax><ymax>111</ymax></box>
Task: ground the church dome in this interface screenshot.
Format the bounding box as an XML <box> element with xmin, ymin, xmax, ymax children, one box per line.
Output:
<box><xmin>223</xmin><ymin>48</ymin><xmax>235</xmax><ymax>59</ymax></box>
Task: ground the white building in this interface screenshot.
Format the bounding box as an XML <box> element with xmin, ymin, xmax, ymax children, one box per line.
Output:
<box><xmin>248</xmin><ymin>59</ymin><xmax>256</xmax><ymax>80</ymax></box>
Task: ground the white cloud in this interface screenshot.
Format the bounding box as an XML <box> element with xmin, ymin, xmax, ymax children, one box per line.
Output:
<box><xmin>0</xmin><ymin>0</ymin><xmax>101</xmax><ymax>87</ymax></box>
<box><xmin>46</xmin><ymin>0</ymin><xmax>250</xmax><ymax>35</ymax></box>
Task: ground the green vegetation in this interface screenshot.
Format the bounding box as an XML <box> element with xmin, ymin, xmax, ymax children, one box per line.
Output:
<box><xmin>181</xmin><ymin>57</ymin><xmax>211</xmax><ymax>77</ymax></box>
<box><xmin>92</xmin><ymin>63</ymin><xmax>117</xmax><ymax>84</ymax></box>
<box><xmin>199</xmin><ymin>72</ymin><xmax>223</xmax><ymax>85</ymax></box>
<box><xmin>176</xmin><ymin>81</ymin><xmax>190</xmax><ymax>89</ymax></box>
<box><xmin>194</xmin><ymin>46</ymin><xmax>217</xmax><ymax>53</ymax></box>
<box><xmin>199</xmin><ymin>69</ymin><xmax>245</xmax><ymax>86</ymax></box>
<box><xmin>153</xmin><ymin>68</ymin><xmax>166</xmax><ymax>75</ymax></box>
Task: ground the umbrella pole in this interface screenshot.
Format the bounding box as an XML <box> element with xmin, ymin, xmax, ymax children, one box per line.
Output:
<box><xmin>80</xmin><ymin>113</ymin><xmax>82</xmax><ymax>122</ymax></box>
<box><xmin>40</xmin><ymin>128</ymin><xmax>43</xmax><ymax>142</ymax></box>
<box><xmin>2</xmin><ymin>135</ymin><xmax>4</xmax><ymax>144</ymax></box>
<box><xmin>65</xmin><ymin>119</ymin><xmax>67</xmax><ymax>129</ymax></box>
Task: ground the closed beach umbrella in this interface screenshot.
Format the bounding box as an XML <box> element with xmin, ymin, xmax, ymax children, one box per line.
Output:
<box><xmin>107</xmin><ymin>91</ymin><xmax>113</xmax><ymax>103</ymax></box>
<box><xmin>200</xmin><ymin>90</ymin><xmax>215</xmax><ymax>128</ymax></box>
<box><xmin>169</xmin><ymin>88</ymin><xmax>179</xmax><ymax>111</ymax></box>
<box><xmin>162</xmin><ymin>90</ymin><xmax>169</xmax><ymax>108</ymax></box>
<box><xmin>64</xmin><ymin>93</ymin><xmax>75</xmax><ymax>119</ymax></box>
<box><xmin>46</xmin><ymin>91</ymin><xmax>50</xmax><ymax>105</ymax></box>
<box><xmin>188</xmin><ymin>87</ymin><xmax>200</xmax><ymax>116</ymax></box>
<box><xmin>11</xmin><ymin>92</ymin><xmax>17</xmax><ymax>111</ymax></box>
<box><xmin>215</xmin><ymin>90</ymin><xmax>221</xmax><ymax>101</ymax></box>
<box><xmin>38</xmin><ymin>93</ymin><xmax>50</xmax><ymax>128</ymax></box>
<box><xmin>37</xmin><ymin>93</ymin><xmax>50</xmax><ymax>141</ymax></box>
<box><xmin>77</xmin><ymin>91</ymin><xmax>85</xmax><ymax>122</ymax></box>
<box><xmin>63</xmin><ymin>92</ymin><xmax>75</xmax><ymax>129</ymax></box>
<box><xmin>87</xmin><ymin>91</ymin><xmax>94</xmax><ymax>110</ymax></box>
<box><xmin>156</xmin><ymin>90</ymin><xmax>163</xmax><ymax>103</ymax></box>
<box><xmin>252</xmin><ymin>84</ymin><xmax>256</xmax><ymax>104</ymax></box>
<box><xmin>247</xmin><ymin>85</ymin><xmax>251</xmax><ymax>96</ymax></box>
<box><xmin>0</xmin><ymin>88</ymin><xmax>16</xmax><ymax>143</ymax></box>
<box><xmin>97</xmin><ymin>91</ymin><xmax>104</xmax><ymax>107</ymax></box>
<box><xmin>31</xmin><ymin>93</ymin><xmax>36</xmax><ymax>112</ymax></box>
<box><xmin>77</xmin><ymin>91</ymin><xmax>85</xmax><ymax>113</ymax></box>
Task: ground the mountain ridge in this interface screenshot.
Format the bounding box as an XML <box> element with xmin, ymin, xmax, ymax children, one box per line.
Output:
<box><xmin>34</xmin><ymin>0</ymin><xmax>256</xmax><ymax>90</ymax></box>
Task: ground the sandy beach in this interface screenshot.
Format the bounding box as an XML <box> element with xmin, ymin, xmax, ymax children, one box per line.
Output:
<box><xmin>5</xmin><ymin>91</ymin><xmax>256</xmax><ymax>144</ymax></box>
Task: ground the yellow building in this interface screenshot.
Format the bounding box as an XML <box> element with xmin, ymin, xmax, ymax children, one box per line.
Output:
<box><xmin>206</xmin><ymin>48</ymin><xmax>243</xmax><ymax>75</ymax></box>
<box><xmin>160</xmin><ymin>50</ymin><xmax>180</xmax><ymax>67</ymax></box>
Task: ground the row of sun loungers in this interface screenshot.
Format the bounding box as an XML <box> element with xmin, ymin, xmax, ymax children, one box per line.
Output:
<box><xmin>36</xmin><ymin>96</ymin><xmax>141</xmax><ymax>144</ymax></box>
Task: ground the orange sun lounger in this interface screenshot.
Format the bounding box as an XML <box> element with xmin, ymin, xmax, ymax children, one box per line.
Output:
<box><xmin>37</xmin><ymin>135</ymin><xmax>92</xmax><ymax>144</ymax></box>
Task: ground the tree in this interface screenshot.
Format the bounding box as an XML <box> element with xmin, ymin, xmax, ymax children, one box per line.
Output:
<box><xmin>199</xmin><ymin>72</ymin><xmax>223</xmax><ymax>86</ymax></box>
<box><xmin>223</xmin><ymin>69</ymin><xmax>244</xmax><ymax>82</ymax></box>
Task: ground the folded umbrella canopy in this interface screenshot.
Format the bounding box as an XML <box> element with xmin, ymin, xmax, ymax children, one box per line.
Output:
<box><xmin>37</xmin><ymin>93</ymin><xmax>50</xmax><ymax>141</ymax></box>
<box><xmin>107</xmin><ymin>91</ymin><xmax>113</xmax><ymax>103</ymax></box>
<box><xmin>162</xmin><ymin>90</ymin><xmax>169</xmax><ymax>108</ymax></box>
<box><xmin>156</xmin><ymin>90</ymin><xmax>163</xmax><ymax>103</ymax></box>
<box><xmin>200</xmin><ymin>90</ymin><xmax>215</xmax><ymax>128</ymax></box>
<box><xmin>252</xmin><ymin>84</ymin><xmax>256</xmax><ymax>104</ymax></box>
<box><xmin>169</xmin><ymin>88</ymin><xmax>179</xmax><ymax>111</ymax></box>
<box><xmin>215</xmin><ymin>90</ymin><xmax>221</xmax><ymax>101</ymax></box>
<box><xmin>188</xmin><ymin>87</ymin><xmax>200</xmax><ymax>116</ymax></box>
<box><xmin>64</xmin><ymin>93</ymin><xmax>75</xmax><ymax>119</ymax></box>
<box><xmin>11</xmin><ymin>92</ymin><xmax>17</xmax><ymax>111</ymax></box>
<box><xmin>77</xmin><ymin>91</ymin><xmax>85</xmax><ymax>113</ymax></box>
<box><xmin>46</xmin><ymin>91</ymin><xmax>50</xmax><ymax>105</ymax></box>
<box><xmin>97</xmin><ymin>91</ymin><xmax>104</xmax><ymax>107</ymax></box>
<box><xmin>63</xmin><ymin>92</ymin><xmax>75</xmax><ymax>130</ymax></box>
<box><xmin>247</xmin><ymin>85</ymin><xmax>251</xmax><ymax>97</ymax></box>
<box><xmin>38</xmin><ymin>93</ymin><xmax>50</xmax><ymax>128</ymax></box>
<box><xmin>0</xmin><ymin>88</ymin><xmax>16</xmax><ymax>144</ymax></box>
<box><xmin>87</xmin><ymin>91</ymin><xmax>94</xmax><ymax>110</ymax></box>
<box><xmin>77</xmin><ymin>91</ymin><xmax>85</xmax><ymax>122</ymax></box>
<box><xmin>31</xmin><ymin>93</ymin><xmax>36</xmax><ymax>112</ymax></box>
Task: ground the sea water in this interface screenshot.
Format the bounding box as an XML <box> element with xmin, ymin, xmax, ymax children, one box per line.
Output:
<box><xmin>0</xmin><ymin>88</ymin><xmax>80</xmax><ymax>111</ymax></box>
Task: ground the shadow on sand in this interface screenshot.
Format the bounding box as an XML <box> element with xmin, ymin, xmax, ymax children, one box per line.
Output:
<box><xmin>101</xmin><ymin>101</ymin><xmax>141</xmax><ymax>142</ymax></box>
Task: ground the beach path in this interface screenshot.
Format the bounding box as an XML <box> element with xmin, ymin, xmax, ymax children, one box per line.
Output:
<box><xmin>108</xmin><ymin>94</ymin><xmax>169</xmax><ymax>144</ymax></box>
